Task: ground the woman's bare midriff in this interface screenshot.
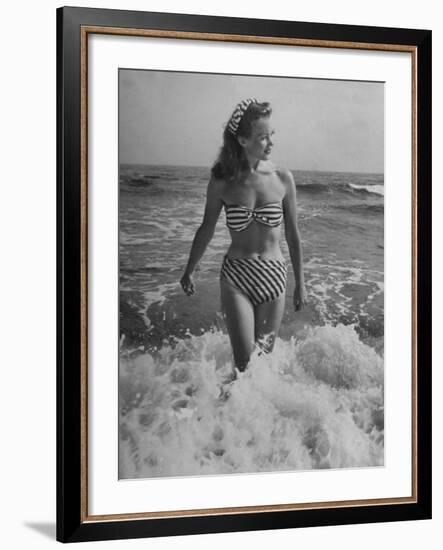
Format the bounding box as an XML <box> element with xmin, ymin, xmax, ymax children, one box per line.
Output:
<box><xmin>226</xmin><ymin>225</ymin><xmax>285</xmax><ymax>261</ymax></box>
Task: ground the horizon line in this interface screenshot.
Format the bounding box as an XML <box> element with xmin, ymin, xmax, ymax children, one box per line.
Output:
<box><xmin>119</xmin><ymin>162</ymin><xmax>384</xmax><ymax>176</ymax></box>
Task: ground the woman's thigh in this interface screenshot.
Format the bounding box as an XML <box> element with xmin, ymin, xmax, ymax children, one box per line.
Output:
<box><xmin>254</xmin><ymin>293</ymin><xmax>286</xmax><ymax>353</ymax></box>
<box><xmin>220</xmin><ymin>278</ymin><xmax>255</xmax><ymax>370</ymax></box>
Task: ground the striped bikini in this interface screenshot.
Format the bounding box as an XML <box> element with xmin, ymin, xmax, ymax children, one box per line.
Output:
<box><xmin>224</xmin><ymin>202</ymin><xmax>284</xmax><ymax>232</ymax></box>
<box><xmin>220</xmin><ymin>202</ymin><xmax>288</xmax><ymax>306</ymax></box>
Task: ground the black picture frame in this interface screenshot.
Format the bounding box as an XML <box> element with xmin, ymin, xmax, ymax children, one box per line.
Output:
<box><xmin>57</xmin><ymin>6</ymin><xmax>432</xmax><ymax>543</ymax></box>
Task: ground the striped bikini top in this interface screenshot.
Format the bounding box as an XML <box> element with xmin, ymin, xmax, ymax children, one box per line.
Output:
<box><xmin>224</xmin><ymin>201</ymin><xmax>284</xmax><ymax>232</ymax></box>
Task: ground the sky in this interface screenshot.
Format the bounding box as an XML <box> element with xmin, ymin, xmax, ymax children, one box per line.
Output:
<box><xmin>119</xmin><ymin>69</ymin><xmax>384</xmax><ymax>173</ymax></box>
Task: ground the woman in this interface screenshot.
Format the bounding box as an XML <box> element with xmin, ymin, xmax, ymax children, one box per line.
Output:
<box><xmin>180</xmin><ymin>98</ymin><xmax>306</xmax><ymax>377</ymax></box>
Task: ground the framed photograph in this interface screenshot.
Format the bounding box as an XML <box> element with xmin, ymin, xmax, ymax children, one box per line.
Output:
<box><xmin>57</xmin><ymin>6</ymin><xmax>432</xmax><ymax>543</ymax></box>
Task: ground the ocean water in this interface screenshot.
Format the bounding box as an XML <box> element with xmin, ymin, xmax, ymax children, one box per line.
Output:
<box><xmin>119</xmin><ymin>164</ymin><xmax>384</xmax><ymax>479</ymax></box>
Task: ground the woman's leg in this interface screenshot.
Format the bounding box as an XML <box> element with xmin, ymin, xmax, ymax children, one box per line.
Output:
<box><xmin>254</xmin><ymin>293</ymin><xmax>286</xmax><ymax>354</ymax></box>
<box><xmin>220</xmin><ymin>277</ymin><xmax>255</xmax><ymax>372</ymax></box>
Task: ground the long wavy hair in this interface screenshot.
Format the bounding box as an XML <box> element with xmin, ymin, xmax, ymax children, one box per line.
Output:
<box><xmin>211</xmin><ymin>101</ymin><xmax>272</xmax><ymax>182</ymax></box>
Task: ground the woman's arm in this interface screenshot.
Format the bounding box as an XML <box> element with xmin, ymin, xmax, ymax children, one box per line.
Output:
<box><xmin>180</xmin><ymin>176</ymin><xmax>223</xmax><ymax>295</ymax></box>
<box><xmin>281</xmin><ymin>169</ymin><xmax>307</xmax><ymax>310</ymax></box>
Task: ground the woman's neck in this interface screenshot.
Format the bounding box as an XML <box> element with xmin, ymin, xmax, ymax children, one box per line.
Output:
<box><xmin>244</xmin><ymin>155</ymin><xmax>261</xmax><ymax>172</ymax></box>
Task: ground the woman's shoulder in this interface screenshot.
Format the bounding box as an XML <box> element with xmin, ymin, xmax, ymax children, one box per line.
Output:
<box><xmin>209</xmin><ymin>173</ymin><xmax>229</xmax><ymax>186</ymax></box>
<box><xmin>263</xmin><ymin>161</ymin><xmax>291</xmax><ymax>178</ymax></box>
<box><xmin>207</xmin><ymin>173</ymin><xmax>228</xmax><ymax>197</ymax></box>
<box><xmin>272</xmin><ymin>165</ymin><xmax>295</xmax><ymax>187</ymax></box>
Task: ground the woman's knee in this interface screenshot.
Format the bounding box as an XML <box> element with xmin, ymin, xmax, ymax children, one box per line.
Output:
<box><xmin>256</xmin><ymin>332</ymin><xmax>276</xmax><ymax>354</ymax></box>
<box><xmin>234</xmin><ymin>335</ymin><xmax>274</xmax><ymax>371</ymax></box>
<box><xmin>235</xmin><ymin>359</ymin><xmax>250</xmax><ymax>372</ymax></box>
<box><xmin>233</xmin><ymin>343</ymin><xmax>254</xmax><ymax>371</ymax></box>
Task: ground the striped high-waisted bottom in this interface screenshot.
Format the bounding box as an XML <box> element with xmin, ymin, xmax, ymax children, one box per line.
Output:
<box><xmin>220</xmin><ymin>255</ymin><xmax>288</xmax><ymax>307</ymax></box>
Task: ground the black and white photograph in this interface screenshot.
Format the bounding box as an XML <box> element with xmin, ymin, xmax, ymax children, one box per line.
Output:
<box><xmin>1</xmin><ymin>0</ymin><xmax>437</xmax><ymax>545</ymax></box>
<box><xmin>118</xmin><ymin>69</ymin><xmax>385</xmax><ymax>480</ymax></box>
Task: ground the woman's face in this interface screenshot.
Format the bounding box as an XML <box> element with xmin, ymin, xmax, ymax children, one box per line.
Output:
<box><xmin>238</xmin><ymin>116</ymin><xmax>275</xmax><ymax>161</ymax></box>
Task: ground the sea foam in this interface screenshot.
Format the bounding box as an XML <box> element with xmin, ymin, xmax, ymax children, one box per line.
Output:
<box><xmin>119</xmin><ymin>324</ymin><xmax>384</xmax><ymax>479</ymax></box>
